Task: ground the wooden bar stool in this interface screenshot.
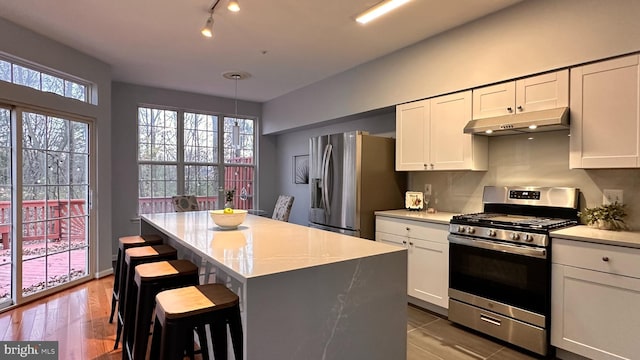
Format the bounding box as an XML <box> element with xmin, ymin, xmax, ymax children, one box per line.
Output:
<box><xmin>123</xmin><ymin>259</ymin><xmax>200</xmax><ymax>360</ymax></box>
<box><xmin>114</xmin><ymin>244</ymin><xmax>177</xmax><ymax>350</ymax></box>
<box><xmin>149</xmin><ymin>284</ymin><xmax>243</xmax><ymax>360</ymax></box>
<box><xmin>109</xmin><ymin>234</ymin><xmax>163</xmax><ymax>324</ymax></box>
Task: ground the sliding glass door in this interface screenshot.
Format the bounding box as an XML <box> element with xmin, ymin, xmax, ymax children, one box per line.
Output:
<box><xmin>0</xmin><ymin>106</ymin><xmax>93</xmax><ymax>309</ymax></box>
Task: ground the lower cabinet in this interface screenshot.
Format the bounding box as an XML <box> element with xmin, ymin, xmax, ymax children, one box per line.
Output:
<box><xmin>376</xmin><ymin>216</ymin><xmax>449</xmax><ymax>309</ymax></box>
<box><xmin>551</xmin><ymin>238</ymin><xmax>640</xmax><ymax>359</ymax></box>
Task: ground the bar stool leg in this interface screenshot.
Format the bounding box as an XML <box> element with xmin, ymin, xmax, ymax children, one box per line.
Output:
<box><xmin>109</xmin><ymin>248</ymin><xmax>123</xmax><ymax>323</ymax></box>
<box><xmin>195</xmin><ymin>325</ymin><xmax>210</xmax><ymax>360</ymax></box>
<box><xmin>149</xmin><ymin>314</ymin><xmax>162</xmax><ymax>360</ymax></box>
<box><xmin>163</xmin><ymin>321</ymin><xmax>187</xmax><ymax>360</ymax></box>
<box><xmin>210</xmin><ymin>315</ymin><xmax>228</xmax><ymax>360</ymax></box>
<box><xmin>228</xmin><ymin>306</ymin><xmax>244</xmax><ymax>359</ymax></box>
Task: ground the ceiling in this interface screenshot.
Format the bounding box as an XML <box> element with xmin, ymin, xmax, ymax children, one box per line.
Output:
<box><xmin>0</xmin><ymin>0</ymin><xmax>522</xmax><ymax>102</ymax></box>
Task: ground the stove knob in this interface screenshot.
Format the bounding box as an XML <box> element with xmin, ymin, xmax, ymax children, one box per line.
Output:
<box><xmin>524</xmin><ymin>234</ymin><xmax>534</xmax><ymax>242</ymax></box>
<box><xmin>457</xmin><ymin>226</ymin><xmax>466</xmax><ymax>233</ymax></box>
<box><xmin>510</xmin><ymin>232</ymin><xmax>520</xmax><ymax>241</ymax></box>
<box><xmin>487</xmin><ymin>229</ymin><xmax>497</xmax><ymax>237</ymax></box>
<box><xmin>466</xmin><ymin>227</ymin><xmax>475</xmax><ymax>234</ymax></box>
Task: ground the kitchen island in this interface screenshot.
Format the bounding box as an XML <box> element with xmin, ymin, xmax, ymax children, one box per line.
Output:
<box><xmin>140</xmin><ymin>211</ymin><xmax>407</xmax><ymax>360</ymax></box>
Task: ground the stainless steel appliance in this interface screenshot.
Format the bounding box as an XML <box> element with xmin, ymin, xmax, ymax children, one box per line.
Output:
<box><xmin>309</xmin><ymin>131</ymin><xmax>406</xmax><ymax>239</ymax></box>
<box><xmin>448</xmin><ymin>186</ymin><xmax>579</xmax><ymax>356</ymax></box>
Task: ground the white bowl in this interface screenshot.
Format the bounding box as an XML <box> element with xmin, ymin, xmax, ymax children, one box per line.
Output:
<box><xmin>209</xmin><ymin>209</ymin><xmax>248</xmax><ymax>229</ymax></box>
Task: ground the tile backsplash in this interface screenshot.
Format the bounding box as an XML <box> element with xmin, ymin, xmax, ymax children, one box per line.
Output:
<box><xmin>409</xmin><ymin>130</ymin><xmax>640</xmax><ymax>230</ymax></box>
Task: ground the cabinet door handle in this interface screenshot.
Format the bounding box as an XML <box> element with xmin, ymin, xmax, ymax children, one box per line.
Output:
<box><xmin>507</xmin><ymin>107</ymin><xmax>513</xmax><ymax>113</ymax></box>
<box><xmin>402</xmin><ymin>240</ymin><xmax>407</xmax><ymax>244</ymax></box>
<box><xmin>602</xmin><ymin>256</ymin><xmax>609</xmax><ymax>262</ymax></box>
<box><xmin>517</xmin><ymin>105</ymin><xmax>524</xmax><ymax>111</ymax></box>
<box><xmin>405</xmin><ymin>227</ymin><xmax>410</xmax><ymax>231</ymax></box>
<box><xmin>409</xmin><ymin>242</ymin><xmax>414</xmax><ymax>246</ymax></box>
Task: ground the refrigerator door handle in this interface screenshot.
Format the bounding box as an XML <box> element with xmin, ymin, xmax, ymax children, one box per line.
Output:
<box><xmin>322</xmin><ymin>143</ymin><xmax>332</xmax><ymax>217</ymax></box>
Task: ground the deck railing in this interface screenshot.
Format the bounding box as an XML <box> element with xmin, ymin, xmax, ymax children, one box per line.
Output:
<box><xmin>0</xmin><ymin>199</ymin><xmax>87</xmax><ymax>250</ymax></box>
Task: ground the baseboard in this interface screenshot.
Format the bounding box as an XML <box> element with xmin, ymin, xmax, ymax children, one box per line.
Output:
<box><xmin>95</xmin><ymin>267</ymin><xmax>114</xmax><ymax>279</ymax></box>
<box><xmin>556</xmin><ymin>348</ymin><xmax>591</xmax><ymax>360</ymax></box>
<box><xmin>408</xmin><ymin>296</ymin><xmax>448</xmax><ymax>318</ymax></box>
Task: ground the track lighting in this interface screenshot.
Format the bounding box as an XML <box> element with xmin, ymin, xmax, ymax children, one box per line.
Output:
<box><xmin>201</xmin><ymin>15</ymin><xmax>214</xmax><ymax>38</ymax></box>
<box><xmin>201</xmin><ymin>0</ymin><xmax>240</xmax><ymax>38</ymax></box>
<box><xmin>228</xmin><ymin>0</ymin><xmax>240</xmax><ymax>12</ymax></box>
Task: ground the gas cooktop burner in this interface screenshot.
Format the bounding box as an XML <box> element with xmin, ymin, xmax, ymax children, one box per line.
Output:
<box><xmin>452</xmin><ymin>213</ymin><xmax>576</xmax><ymax>230</ymax></box>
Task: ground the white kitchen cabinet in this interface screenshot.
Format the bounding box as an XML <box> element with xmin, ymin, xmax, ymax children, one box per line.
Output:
<box><xmin>376</xmin><ymin>216</ymin><xmax>449</xmax><ymax>309</ymax></box>
<box><xmin>396</xmin><ymin>91</ymin><xmax>487</xmax><ymax>171</ymax></box>
<box><xmin>569</xmin><ymin>55</ymin><xmax>640</xmax><ymax>168</ymax></box>
<box><xmin>551</xmin><ymin>238</ymin><xmax>640</xmax><ymax>359</ymax></box>
<box><xmin>396</xmin><ymin>99</ymin><xmax>430</xmax><ymax>170</ymax></box>
<box><xmin>472</xmin><ymin>70</ymin><xmax>569</xmax><ymax>119</ymax></box>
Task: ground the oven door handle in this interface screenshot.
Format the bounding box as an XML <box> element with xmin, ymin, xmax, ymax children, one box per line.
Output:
<box><xmin>448</xmin><ymin>234</ymin><xmax>547</xmax><ymax>259</ymax></box>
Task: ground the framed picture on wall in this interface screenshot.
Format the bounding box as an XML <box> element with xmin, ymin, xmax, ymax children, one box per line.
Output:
<box><xmin>293</xmin><ymin>155</ymin><xmax>309</xmax><ymax>184</ymax></box>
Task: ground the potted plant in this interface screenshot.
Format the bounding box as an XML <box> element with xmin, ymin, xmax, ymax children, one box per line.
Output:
<box><xmin>579</xmin><ymin>202</ymin><xmax>628</xmax><ymax>231</ymax></box>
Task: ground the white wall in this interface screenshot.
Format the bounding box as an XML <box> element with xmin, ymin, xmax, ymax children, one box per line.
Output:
<box><xmin>263</xmin><ymin>0</ymin><xmax>640</xmax><ymax>134</ymax></box>
<box><xmin>0</xmin><ymin>17</ymin><xmax>113</xmax><ymax>276</ymax></box>
<box><xmin>110</xmin><ymin>82</ymin><xmax>264</xmax><ymax>247</ymax></box>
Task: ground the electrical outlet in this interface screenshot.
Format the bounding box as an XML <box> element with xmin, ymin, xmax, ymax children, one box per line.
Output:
<box><xmin>424</xmin><ymin>184</ymin><xmax>432</xmax><ymax>196</ymax></box>
<box><xmin>602</xmin><ymin>189</ymin><xmax>623</xmax><ymax>205</ymax></box>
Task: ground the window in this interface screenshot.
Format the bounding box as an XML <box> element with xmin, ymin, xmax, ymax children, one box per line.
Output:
<box><xmin>0</xmin><ymin>56</ymin><xmax>90</xmax><ymax>102</ymax></box>
<box><xmin>137</xmin><ymin>107</ymin><xmax>256</xmax><ymax>214</ymax></box>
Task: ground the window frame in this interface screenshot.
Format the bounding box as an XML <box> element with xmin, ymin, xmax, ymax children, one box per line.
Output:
<box><xmin>136</xmin><ymin>105</ymin><xmax>258</xmax><ymax>214</ymax></box>
<box><xmin>0</xmin><ymin>53</ymin><xmax>92</xmax><ymax>103</ymax></box>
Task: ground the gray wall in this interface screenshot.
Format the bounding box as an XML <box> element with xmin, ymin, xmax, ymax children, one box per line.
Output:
<box><xmin>273</xmin><ymin>110</ymin><xmax>396</xmax><ymax>225</ymax></box>
<box><xmin>265</xmin><ymin>0</ymin><xmax>640</xmax><ymax>229</ymax></box>
<box><xmin>111</xmin><ymin>82</ymin><xmax>264</xmax><ymax>252</ymax></box>
<box><xmin>0</xmin><ymin>17</ymin><xmax>113</xmax><ymax>276</ymax></box>
<box><xmin>263</xmin><ymin>0</ymin><xmax>640</xmax><ymax>134</ymax></box>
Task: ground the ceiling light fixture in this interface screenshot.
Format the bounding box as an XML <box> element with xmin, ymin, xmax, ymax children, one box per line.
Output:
<box><xmin>201</xmin><ymin>0</ymin><xmax>239</xmax><ymax>38</ymax></box>
<box><xmin>223</xmin><ymin>71</ymin><xmax>251</xmax><ymax>149</ymax></box>
<box><xmin>355</xmin><ymin>0</ymin><xmax>411</xmax><ymax>24</ymax></box>
<box><xmin>228</xmin><ymin>0</ymin><xmax>240</xmax><ymax>12</ymax></box>
<box><xmin>201</xmin><ymin>15</ymin><xmax>214</xmax><ymax>38</ymax></box>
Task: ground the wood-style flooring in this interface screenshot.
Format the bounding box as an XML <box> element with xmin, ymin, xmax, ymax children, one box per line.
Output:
<box><xmin>0</xmin><ymin>276</ymin><xmax>547</xmax><ymax>359</ymax></box>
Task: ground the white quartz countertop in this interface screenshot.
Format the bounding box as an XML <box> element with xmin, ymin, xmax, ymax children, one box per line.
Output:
<box><xmin>375</xmin><ymin>209</ymin><xmax>457</xmax><ymax>225</ymax></box>
<box><xmin>141</xmin><ymin>211</ymin><xmax>405</xmax><ymax>279</ymax></box>
<box><xmin>551</xmin><ymin>225</ymin><xmax>640</xmax><ymax>249</ymax></box>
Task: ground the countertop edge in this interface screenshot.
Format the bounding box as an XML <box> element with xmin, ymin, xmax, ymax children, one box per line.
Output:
<box><xmin>551</xmin><ymin>225</ymin><xmax>640</xmax><ymax>249</ymax></box>
<box><xmin>375</xmin><ymin>209</ymin><xmax>456</xmax><ymax>225</ymax></box>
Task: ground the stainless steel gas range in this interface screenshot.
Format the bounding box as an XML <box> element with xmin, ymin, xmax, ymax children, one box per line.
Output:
<box><xmin>448</xmin><ymin>186</ymin><xmax>579</xmax><ymax>356</ymax></box>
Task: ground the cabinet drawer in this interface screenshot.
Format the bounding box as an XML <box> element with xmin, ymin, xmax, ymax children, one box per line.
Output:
<box><xmin>376</xmin><ymin>216</ymin><xmax>448</xmax><ymax>243</ymax></box>
<box><xmin>552</xmin><ymin>238</ymin><xmax>640</xmax><ymax>278</ymax></box>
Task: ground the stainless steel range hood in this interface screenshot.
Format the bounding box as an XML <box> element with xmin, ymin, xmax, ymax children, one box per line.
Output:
<box><xmin>463</xmin><ymin>107</ymin><xmax>569</xmax><ymax>136</ymax></box>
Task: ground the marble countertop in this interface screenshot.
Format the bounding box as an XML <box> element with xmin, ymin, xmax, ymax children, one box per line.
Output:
<box><xmin>141</xmin><ymin>211</ymin><xmax>405</xmax><ymax>279</ymax></box>
<box><xmin>375</xmin><ymin>209</ymin><xmax>458</xmax><ymax>225</ymax></box>
<box><xmin>551</xmin><ymin>225</ymin><xmax>640</xmax><ymax>249</ymax></box>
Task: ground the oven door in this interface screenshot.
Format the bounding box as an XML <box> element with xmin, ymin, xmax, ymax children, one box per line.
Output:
<box><xmin>448</xmin><ymin>234</ymin><xmax>549</xmax><ymax>316</ymax></box>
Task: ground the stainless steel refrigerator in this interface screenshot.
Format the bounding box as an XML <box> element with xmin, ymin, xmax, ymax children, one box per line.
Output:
<box><xmin>309</xmin><ymin>131</ymin><xmax>406</xmax><ymax>239</ymax></box>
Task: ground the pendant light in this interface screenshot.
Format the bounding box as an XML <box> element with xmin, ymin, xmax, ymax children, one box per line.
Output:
<box><xmin>223</xmin><ymin>71</ymin><xmax>251</xmax><ymax>149</ymax></box>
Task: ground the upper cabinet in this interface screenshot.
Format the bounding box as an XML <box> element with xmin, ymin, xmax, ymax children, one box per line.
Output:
<box><xmin>396</xmin><ymin>99</ymin><xmax>430</xmax><ymax>171</ymax></box>
<box><xmin>396</xmin><ymin>91</ymin><xmax>487</xmax><ymax>171</ymax></box>
<box><xmin>472</xmin><ymin>70</ymin><xmax>569</xmax><ymax>119</ymax></box>
<box><xmin>570</xmin><ymin>55</ymin><xmax>640</xmax><ymax>168</ymax></box>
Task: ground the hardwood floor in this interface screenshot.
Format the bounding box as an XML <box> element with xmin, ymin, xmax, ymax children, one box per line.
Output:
<box><xmin>1</xmin><ymin>276</ymin><xmax>546</xmax><ymax>360</ymax></box>
<box><xmin>0</xmin><ymin>276</ymin><xmax>120</xmax><ymax>360</ymax></box>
